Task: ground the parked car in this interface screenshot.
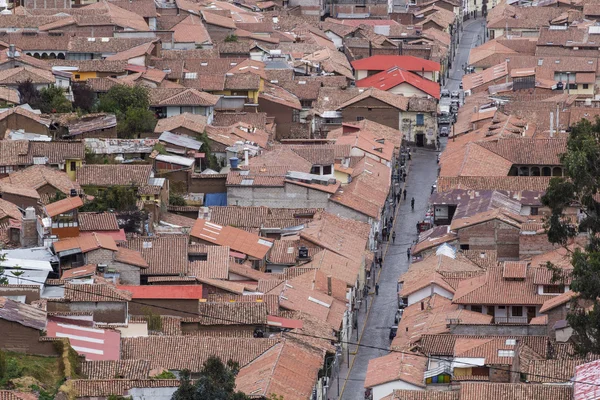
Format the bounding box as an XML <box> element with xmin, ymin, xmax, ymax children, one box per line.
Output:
<box><xmin>451</xmin><ymin>91</ymin><xmax>460</xmax><ymax>99</ymax></box>
<box><xmin>389</xmin><ymin>326</ymin><xmax>398</xmax><ymax>340</ymax></box>
<box><xmin>394</xmin><ymin>309</ymin><xmax>404</xmax><ymax>324</ymax></box>
<box><xmin>440</xmin><ymin>126</ymin><xmax>449</xmax><ymax>137</ymax></box>
<box><xmin>440</xmin><ymin>89</ymin><xmax>450</xmax><ymax>98</ymax></box>
<box><xmin>459</xmin><ymin>82</ymin><xmax>463</xmax><ymax>90</ymax></box>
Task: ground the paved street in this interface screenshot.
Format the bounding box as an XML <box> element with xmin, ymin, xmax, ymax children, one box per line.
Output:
<box><xmin>325</xmin><ymin>18</ymin><xmax>487</xmax><ymax>400</ymax></box>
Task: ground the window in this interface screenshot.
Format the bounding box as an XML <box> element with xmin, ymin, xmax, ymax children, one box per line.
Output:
<box><xmin>460</xmin><ymin>244</ymin><xmax>470</xmax><ymax>250</ymax></box>
<box><xmin>543</xmin><ymin>285</ymin><xmax>565</xmax><ymax>294</ymax></box>
<box><xmin>569</xmin><ymin>83</ymin><xmax>577</xmax><ymax>90</ymax></box>
<box><xmin>70</xmin><ymin>161</ymin><xmax>76</xmax><ymax>171</ymax></box>
<box><xmin>356</xmin><ymin>116</ymin><xmax>365</xmax><ymax>121</ymax></box>
<box><xmin>583</xmin><ymin>84</ymin><xmax>589</xmax><ymax>89</ymax></box>
<box><xmin>505</xmin><ymin>339</ymin><xmax>516</xmax><ymax>346</ymax></box>
<box><xmin>74</xmin><ymin>74</ymin><xmax>80</xmax><ymax>79</ymax></box>
<box><xmin>530</xmin><ymin>207</ymin><xmax>539</xmax><ymax>216</ymax></box>
<box><xmin>416</xmin><ymin>114</ymin><xmax>424</xmax><ymax>126</ymax></box>
<box><xmin>310</xmin><ymin>166</ymin><xmax>320</xmax><ymax>175</ymax></box>
<box><xmin>471</xmin><ymin>305</ymin><xmax>483</xmax><ymax>313</ymax></box>
<box><xmin>292</xmin><ymin>109</ymin><xmax>300</xmax><ymax>122</ymax></box>
<box><xmin>322</xmin><ymin>165</ymin><xmax>332</xmax><ymax>175</ymax></box>
<box><xmin>498</xmin><ymin>350</ymin><xmax>515</xmax><ymax>357</ymax></box>
<box><xmin>512</xmin><ymin>306</ymin><xmax>523</xmax><ymax>317</ymax></box>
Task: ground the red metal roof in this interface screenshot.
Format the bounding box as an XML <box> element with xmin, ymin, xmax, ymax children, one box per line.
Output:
<box><xmin>351</xmin><ymin>55</ymin><xmax>440</xmax><ymax>73</ymax></box>
<box><xmin>46</xmin><ymin>320</ymin><xmax>120</xmax><ymax>361</ymax></box>
<box><xmin>118</xmin><ymin>285</ymin><xmax>205</xmax><ymax>299</ymax></box>
<box><xmin>356</xmin><ymin>67</ymin><xmax>440</xmax><ymax>99</ymax></box>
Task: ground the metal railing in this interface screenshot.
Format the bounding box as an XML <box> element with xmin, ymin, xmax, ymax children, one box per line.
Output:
<box><xmin>492</xmin><ymin>316</ymin><xmax>529</xmax><ymax>324</ymax></box>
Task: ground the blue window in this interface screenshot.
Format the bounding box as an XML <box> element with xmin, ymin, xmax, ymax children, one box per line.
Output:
<box><xmin>416</xmin><ymin>114</ymin><xmax>424</xmax><ymax>126</ymax></box>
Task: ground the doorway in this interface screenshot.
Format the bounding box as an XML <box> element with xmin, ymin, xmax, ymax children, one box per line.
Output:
<box><xmin>416</xmin><ymin>133</ymin><xmax>425</xmax><ymax>147</ymax></box>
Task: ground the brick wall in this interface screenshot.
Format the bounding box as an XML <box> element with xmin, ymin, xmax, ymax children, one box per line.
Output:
<box><xmin>109</xmin><ymin>261</ymin><xmax>141</xmax><ymax>286</ymax></box>
<box><xmin>0</xmin><ymin>286</ymin><xmax>40</xmax><ymax>304</ymax></box>
<box><xmin>227</xmin><ymin>183</ymin><xmax>331</xmax><ymax>208</ymax></box>
<box><xmin>333</xmin><ymin>4</ymin><xmax>389</xmax><ymax>16</ymax></box>
<box><xmin>47</xmin><ymin>301</ymin><xmax>127</xmax><ymax>324</ymax></box>
<box><xmin>86</xmin><ymin>248</ymin><xmax>116</xmax><ymax>265</ymax></box>
<box><xmin>0</xmin><ymin>114</ymin><xmax>49</xmax><ymax>137</ymax></box>
<box><xmin>457</xmin><ymin>220</ymin><xmax>520</xmax><ymax>260</ymax></box>
<box><xmin>341</xmin><ymin>97</ymin><xmax>400</xmax><ymax>131</ymax></box>
<box><xmin>0</xmin><ymin>320</ymin><xmax>57</xmax><ymax>356</ymax></box>
<box><xmin>128</xmin><ymin>298</ymin><xmax>201</xmax><ymax>318</ymax></box>
<box><xmin>489</xmin><ymin>364</ymin><xmax>510</xmax><ymax>382</ymax></box>
<box><xmin>448</xmin><ymin>323</ymin><xmax>547</xmax><ymax>336</ymax></box>
<box><xmin>519</xmin><ymin>232</ymin><xmax>559</xmax><ymax>258</ymax></box>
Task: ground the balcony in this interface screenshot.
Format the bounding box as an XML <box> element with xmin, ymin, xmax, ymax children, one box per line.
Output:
<box><xmin>492</xmin><ymin>316</ymin><xmax>529</xmax><ymax>324</ymax></box>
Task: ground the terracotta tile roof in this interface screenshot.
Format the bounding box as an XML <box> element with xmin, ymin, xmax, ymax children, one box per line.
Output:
<box><xmin>540</xmin><ymin>290</ymin><xmax>577</xmax><ymax>313</ymax></box>
<box><xmin>80</xmin><ymin>360</ymin><xmax>151</xmax><ymax>379</ymax></box>
<box><xmin>186</xmin><ymin>244</ymin><xmax>230</xmax><ymax>279</ymax></box>
<box><xmin>48</xmin><ymin>59</ymin><xmax>128</xmax><ymax>73</ymax></box>
<box><xmin>450</xmin><ymin>208</ymin><xmax>525</xmax><ymax>231</ymax></box>
<box><xmin>191</xmin><ymin>219</ymin><xmax>272</xmax><ymax>259</ymax></box>
<box><xmin>109</xmin><ymin>0</ymin><xmax>157</xmax><ymax>17</ymax></box>
<box><xmin>207</xmin><ymin>206</ymin><xmax>321</xmax><ymax>231</ymax></box>
<box><xmin>399</xmin><ymin>253</ymin><xmax>483</xmax><ymax>298</ymax></box>
<box><xmin>236</xmin><ymin>340</ymin><xmax>323</xmax><ymax>400</ymax></box>
<box><xmin>128</xmin><ymin>314</ymin><xmax>182</xmax><ymax>335</ymax></box>
<box><xmin>70</xmin><ymin>379</ymin><xmax>181</xmax><ymax>397</ymax></box>
<box><xmin>64</xmin><ymin>282</ymin><xmax>131</xmax><ymax>302</ymax></box>
<box><xmin>67</xmin><ymin>37</ymin><xmax>154</xmax><ymax>54</ymax></box>
<box><xmin>226</xmin><ymin>166</ymin><xmax>286</xmax><ymax>187</ymax></box>
<box><xmin>80</xmin><ymin>1</ymin><xmax>150</xmax><ymax>31</ymax></box>
<box><xmin>328</xmin><ymin>120</ymin><xmax>404</xmax><ymax>149</ymax></box>
<box><xmin>0</xmin><ymin>66</ymin><xmax>54</xmax><ymax>85</ymax></box>
<box><xmin>459</xmin><ymin>382</ymin><xmax>572</xmax><ymax>400</ymax></box>
<box><xmin>337</xmin><ymin>87</ymin><xmax>409</xmax><ymax>111</ymax></box>
<box><xmin>259</xmin><ymin>82</ymin><xmax>302</xmax><ymax>110</ymax></box>
<box><xmin>357</xmin><ymin>67</ymin><xmax>440</xmax><ymax>99</ymax></box>
<box><xmin>384</xmin><ymin>391</ymin><xmax>458</xmax><ymax>400</ymax></box>
<box><xmin>300</xmin><ymin>212</ymin><xmax>369</xmax><ymax>264</ymax></box>
<box><xmin>0</xmin><ymin>391</ymin><xmax>37</xmax><ymax>400</ymax></box>
<box><xmin>77</xmin><ymin>164</ymin><xmax>152</xmax><ymax>187</ymax></box>
<box><xmin>114</xmin><ymin>247</ymin><xmax>148</xmax><ymax>268</ymax></box>
<box><xmin>503</xmin><ymin>261</ymin><xmax>528</xmax><ymax>279</ymax></box>
<box><xmin>453</xmin><ymin>266</ymin><xmax>549</xmax><ymax>306</ymax></box>
<box><xmin>121</xmin><ymin>336</ymin><xmax>279</xmax><ymax>371</ymax></box>
<box><xmin>225</xmin><ymin>72</ymin><xmax>261</xmax><ymax>90</ymax></box>
<box><xmin>0</xmin><ymin>297</ymin><xmax>46</xmax><ymax>330</ymax></box>
<box><xmin>526</xmin><ymin>358</ymin><xmax>596</xmax><ymax>383</ymax></box>
<box><xmin>153</xmin><ymin>112</ymin><xmax>208</xmax><ymax>134</ymax></box>
<box><xmin>268</xmin><ymin>239</ymin><xmax>320</xmax><ymax>265</ymax></box>
<box><xmin>44</xmin><ymin>196</ymin><xmax>83</xmax><ymax>218</ymax></box>
<box><xmin>0</xmin><ymin>198</ymin><xmax>23</xmax><ymax>221</ymax></box>
<box><xmin>334</xmin><ymin>130</ymin><xmax>394</xmax><ymax>162</ymax></box>
<box><xmin>391</xmin><ymin>294</ymin><xmax>492</xmax><ymax>351</ymax></box>
<box><xmin>126</xmin><ymin>236</ymin><xmax>189</xmax><ymax>276</ymax></box>
<box><xmin>213</xmin><ymin>111</ymin><xmax>268</xmax><ymax>129</ymax></box>
<box><xmin>249</xmin><ymin>147</ymin><xmax>313</xmax><ymax>172</ymax></box>
<box><xmin>78</xmin><ymin>212</ymin><xmax>119</xmax><ymax>231</ymax></box>
<box><xmin>437</xmin><ymin>176</ymin><xmax>552</xmax><ymax>192</ymax></box>
<box><xmin>201</xmin><ymin>10</ymin><xmax>236</xmax><ymax>29</ymax></box>
<box><xmin>61</xmin><ymin>264</ymin><xmax>96</xmax><ymax>280</ymax></box>
<box><xmin>192</xmin><ymin>302</ymin><xmax>267</xmax><ymax>325</ymax></box>
<box><xmin>207</xmin><ymin>293</ymin><xmax>279</xmax><ymax>315</ymax></box>
<box><xmin>149</xmin><ymin>88</ymin><xmax>220</xmax><ymax>106</ymax></box>
<box><xmin>477</xmin><ymin>138</ymin><xmax>567</xmax><ymax>166</ymax></box>
<box><xmin>53</xmin><ymin>233</ymin><xmax>118</xmax><ymax>253</ymax></box>
<box><xmin>365</xmin><ymin>352</ymin><xmax>427</xmax><ymax>388</ymax></box>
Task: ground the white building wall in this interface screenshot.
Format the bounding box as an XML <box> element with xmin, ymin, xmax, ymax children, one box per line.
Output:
<box><xmin>407</xmin><ymin>284</ymin><xmax>454</xmax><ymax>306</ymax></box>
<box><xmin>372</xmin><ymin>380</ymin><xmax>423</xmax><ymax>400</ymax></box>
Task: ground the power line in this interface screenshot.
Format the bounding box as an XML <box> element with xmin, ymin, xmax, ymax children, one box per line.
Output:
<box><xmin>11</xmin><ymin>274</ymin><xmax>600</xmax><ymax>387</ymax></box>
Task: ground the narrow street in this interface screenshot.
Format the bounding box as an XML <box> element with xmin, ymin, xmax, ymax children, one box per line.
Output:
<box><xmin>326</xmin><ymin>18</ymin><xmax>487</xmax><ymax>400</ymax></box>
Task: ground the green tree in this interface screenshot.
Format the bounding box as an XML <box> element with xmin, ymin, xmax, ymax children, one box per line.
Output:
<box><xmin>72</xmin><ymin>82</ymin><xmax>95</xmax><ymax>112</ymax></box>
<box><xmin>171</xmin><ymin>370</ymin><xmax>195</xmax><ymax>400</ymax></box>
<box><xmin>17</xmin><ymin>79</ymin><xmax>41</xmax><ymax>108</ymax></box>
<box><xmin>97</xmin><ymin>85</ymin><xmax>156</xmax><ymax>138</ymax></box>
<box><xmin>0</xmin><ymin>350</ymin><xmax>6</xmax><ymax>380</ymax></box>
<box><xmin>171</xmin><ymin>358</ymin><xmax>248</xmax><ymax>400</ymax></box>
<box><xmin>169</xmin><ymin>193</ymin><xmax>186</xmax><ymax>206</ymax></box>
<box><xmin>542</xmin><ymin>117</ymin><xmax>600</xmax><ymax>355</ymax></box>
<box><xmin>153</xmin><ymin>370</ymin><xmax>176</xmax><ymax>379</ymax></box>
<box><xmin>0</xmin><ymin>251</ymin><xmax>8</xmax><ymax>285</ymax></box>
<box><xmin>224</xmin><ymin>34</ymin><xmax>238</xmax><ymax>42</ymax></box>
<box><xmin>39</xmin><ymin>86</ymin><xmax>72</xmax><ymax>113</ymax></box>
<box><xmin>198</xmin><ymin>132</ymin><xmax>220</xmax><ymax>171</ymax></box>
<box><xmin>80</xmin><ymin>186</ymin><xmax>138</xmax><ymax>212</ymax></box>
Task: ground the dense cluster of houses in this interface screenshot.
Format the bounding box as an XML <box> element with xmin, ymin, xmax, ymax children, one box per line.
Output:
<box><xmin>0</xmin><ymin>0</ymin><xmax>600</xmax><ymax>398</ymax></box>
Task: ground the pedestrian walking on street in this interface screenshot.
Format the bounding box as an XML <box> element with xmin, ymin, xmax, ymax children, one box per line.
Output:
<box><xmin>378</xmin><ymin>256</ymin><xmax>383</xmax><ymax>267</ymax></box>
<box><xmin>411</xmin><ymin>197</ymin><xmax>415</xmax><ymax>210</ymax></box>
<box><xmin>408</xmin><ymin>150</ymin><xmax>412</xmax><ymax>161</ymax></box>
<box><xmin>375</xmin><ymin>283</ymin><xmax>379</xmax><ymax>295</ymax></box>
<box><xmin>382</xmin><ymin>227</ymin><xmax>388</xmax><ymax>241</ymax></box>
<box><xmin>396</xmin><ymin>193</ymin><xmax>400</xmax><ymax>203</ymax></box>
<box><xmin>392</xmin><ymin>231</ymin><xmax>396</xmax><ymax>243</ymax></box>
<box><xmin>403</xmin><ymin>172</ymin><xmax>407</xmax><ymax>181</ymax></box>
<box><xmin>403</xmin><ymin>189</ymin><xmax>407</xmax><ymax>200</ymax></box>
<box><xmin>407</xmin><ymin>247</ymin><xmax>411</xmax><ymax>261</ymax></box>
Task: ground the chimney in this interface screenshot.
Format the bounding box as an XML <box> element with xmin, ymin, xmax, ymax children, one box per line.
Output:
<box><xmin>549</xmin><ymin>112</ymin><xmax>554</xmax><ymax>137</ymax></box>
<box><xmin>369</xmin><ymin>40</ymin><xmax>372</xmax><ymax>57</ymax></box>
<box><xmin>422</xmin><ymin>67</ymin><xmax>425</xmax><ymax>77</ymax></box>
<box><xmin>327</xmin><ymin>276</ymin><xmax>332</xmax><ymax>296</ymax></box>
<box><xmin>8</xmin><ymin>44</ymin><xmax>15</xmax><ymax>58</ymax></box>
<box><xmin>398</xmin><ymin>41</ymin><xmax>403</xmax><ymax>55</ymax></box>
<box><xmin>244</xmin><ymin>148</ymin><xmax>249</xmax><ymax>166</ymax></box>
<box><xmin>20</xmin><ymin>207</ymin><xmax>40</xmax><ymax>248</ymax></box>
